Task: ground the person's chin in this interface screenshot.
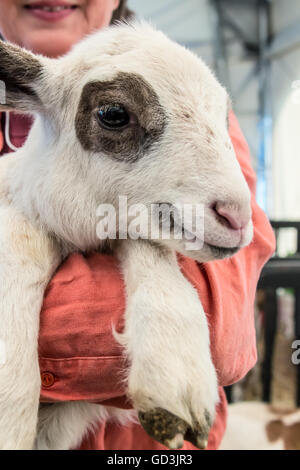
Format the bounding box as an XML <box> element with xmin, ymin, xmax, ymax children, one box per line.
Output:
<box><xmin>21</xmin><ymin>28</ymin><xmax>84</xmax><ymax>57</ymax></box>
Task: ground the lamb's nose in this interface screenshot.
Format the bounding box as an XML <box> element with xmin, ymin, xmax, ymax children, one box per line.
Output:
<box><xmin>214</xmin><ymin>202</ymin><xmax>249</xmax><ymax>230</ymax></box>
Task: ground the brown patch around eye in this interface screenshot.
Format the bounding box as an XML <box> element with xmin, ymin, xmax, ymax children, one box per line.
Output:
<box><xmin>75</xmin><ymin>72</ymin><xmax>166</xmax><ymax>162</ymax></box>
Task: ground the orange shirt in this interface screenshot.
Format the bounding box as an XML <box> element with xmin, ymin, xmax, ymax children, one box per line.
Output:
<box><xmin>0</xmin><ymin>111</ymin><xmax>275</xmax><ymax>450</ymax></box>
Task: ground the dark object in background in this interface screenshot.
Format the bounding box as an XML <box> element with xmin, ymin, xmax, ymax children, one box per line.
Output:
<box><xmin>258</xmin><ymin>221</ymin><xmax>300</xmax><ymax>407</ymax></box>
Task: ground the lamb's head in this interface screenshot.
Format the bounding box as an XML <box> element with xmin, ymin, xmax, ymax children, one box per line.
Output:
<box><xmin>0</xmin><ymin>22</ymin><xmax>253</xmax><ymax>261</ymax></box>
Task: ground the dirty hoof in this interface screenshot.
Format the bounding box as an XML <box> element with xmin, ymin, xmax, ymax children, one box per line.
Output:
<box><xmin>138</xmin><ymin>408</ymin><xmax>211</xmax><ymax>450</ymax></box>
<box><xmin>139</xmin><ymin>408</ymin><xmax>188</xmax><ymax>449</ymax></box>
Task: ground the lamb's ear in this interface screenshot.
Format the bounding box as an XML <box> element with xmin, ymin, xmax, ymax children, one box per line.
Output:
<box><xmin>0</xmin><ymin>40</ymin><xmax>43</xmax><ymax>112</ymax></box>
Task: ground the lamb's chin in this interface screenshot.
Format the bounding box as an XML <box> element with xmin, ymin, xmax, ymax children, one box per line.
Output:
<box><xmin>203</xmin><ymin>243</ymin><xmax>240</xmax><ymax>260</ymax></box>
<box><xmin>179</xmin><ymin>244</ymin><xmax>240</xmax><ymax>262</ymax></box>
<box><xmin>160</xmin><ymin>238</ymin><xmax>240</xmax><ymax>262</ymax></box>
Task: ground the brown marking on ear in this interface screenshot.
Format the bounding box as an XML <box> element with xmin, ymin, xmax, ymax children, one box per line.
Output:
<box><xmin>75</xmin><ymin>72</ymin><xmax>166</xmax><ymax>162</ymax></box>
<box><xmin>0</xmin><ymin>40</ymin><xmax>42</xmax><ymax>107</ymax></box>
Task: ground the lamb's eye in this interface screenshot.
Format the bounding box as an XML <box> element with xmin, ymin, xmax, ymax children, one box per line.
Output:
<box><xmin>97</xmin><ymin>104</ymin><xmax>130</xmax><ymax>130</ymax></box>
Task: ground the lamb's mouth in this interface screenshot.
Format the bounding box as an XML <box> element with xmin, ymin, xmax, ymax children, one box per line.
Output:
<box><xmin>179</xmin><ymin>225</ymin><xmax>239</xmax><ymax>258</ymax></box>
<box><xmin>181</xmin><ymin>229</ymin><xmax>239</xmax><ymax>257</ymax></box>
<box><xmin>204</xmin><ymin>243</ymin><xmax>239</xmax><ymax>258</ymax></box>
<box><xmin>161</xmin><ymin>207</ymin><xmax>240</xmax><ymax>258</ymax></box>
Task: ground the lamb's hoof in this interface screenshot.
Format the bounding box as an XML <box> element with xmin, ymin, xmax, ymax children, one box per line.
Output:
<box><xmin>138</xmin><ymin>408</ymin><xmax>211</xmax><ymax>450</ymax></box>
<box><xmin>184</xmin><ymin>410</ymin><xmax>211</xmax><ymax>449</ymax></box>
<box><xmin>139</xmin><ymin>408</ymin><xmax>187</xmax><ymax>449</ymax></box>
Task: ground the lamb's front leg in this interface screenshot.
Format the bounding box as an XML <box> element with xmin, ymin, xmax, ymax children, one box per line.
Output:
<box><xmin>117</xmin><ymin>240</ymin><xmax>219</xmax><ymax>449</ymax></box>
<box><xmin>0</xmin><ymin>205</ymin><xmax>61</xmax><ymax>450</ymax></box>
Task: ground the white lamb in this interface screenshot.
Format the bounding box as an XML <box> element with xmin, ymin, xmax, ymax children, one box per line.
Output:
<box><xmin>0</xmin><ymin>22</ymin><xmax>253</xmax><ymax>450</ymax></box>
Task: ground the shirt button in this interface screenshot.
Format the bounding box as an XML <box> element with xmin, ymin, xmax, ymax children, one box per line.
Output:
<box><xmin>41</xmin><ymin>372</ymin><xmax>55</xmax><ymax>388</ymax></box>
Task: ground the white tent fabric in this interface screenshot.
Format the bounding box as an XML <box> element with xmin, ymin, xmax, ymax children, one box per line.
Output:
<box><xmin>273</xmin><ymin>92</ymin><xmax>300</xmax><ymax>221</ymax></box>
<box><xmin>270</xmin><ymin>0</ymin><xmax>300</xmax><ymax>254</ymax></box>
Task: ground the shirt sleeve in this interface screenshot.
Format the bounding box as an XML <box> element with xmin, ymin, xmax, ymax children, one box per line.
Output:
<box><xmin>39</xmin><ymin>111</ymin><xmax>275</xmax><ymax>404</ymax></box>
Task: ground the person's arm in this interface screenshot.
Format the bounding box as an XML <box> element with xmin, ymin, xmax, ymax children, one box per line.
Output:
<box><xmin>37</xmin><ymin>110</ymin><xmax>274</xmax><ymax>403</ymax></box>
